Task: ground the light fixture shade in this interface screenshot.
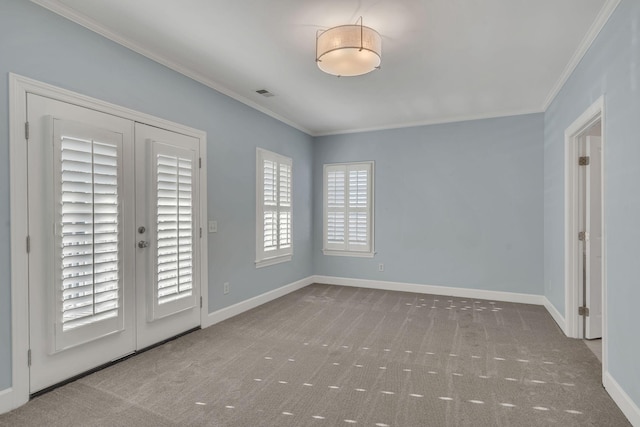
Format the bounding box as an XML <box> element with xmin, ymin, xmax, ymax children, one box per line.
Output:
<box><xmin>316</xmin><ymin>22</ymin><xmax>382</xmax><ymax>77</ymax></box>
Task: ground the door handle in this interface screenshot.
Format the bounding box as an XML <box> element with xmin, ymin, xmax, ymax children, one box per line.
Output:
<box><xmin>138</xmin><ymin>240</ymin><xmax>149</xmax><ymax>249</ymax></box>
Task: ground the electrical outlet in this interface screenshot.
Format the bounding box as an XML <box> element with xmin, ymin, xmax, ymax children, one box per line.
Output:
<box><xmin>223</xmin><ymin>282</ymin><xmax>229</xmax><ymax>294</ymax></box>
<box><xmin>378</xmin><ymin>263</ymin><xmax>384</xmax><ymax>272</ymax></box>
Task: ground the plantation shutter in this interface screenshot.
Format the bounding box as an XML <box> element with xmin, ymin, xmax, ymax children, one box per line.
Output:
<box><xmin>324</xmin><ymin>162</ymin><xmax>373</xmax><ymax>255</ymax></box>
<box><xmin>279</xmin><ymin>162</ymin><xmax>292</xmax><ymax>249</ymax></box>
<box><xmin>150</xmin><ymin>142</ymin><xmax>197</xmax><ymax>319</ymax></box>
<box><xmin>53</xmin><ymin>119</ymin><xmax>124</xmax><ymax>351</ymax></box>
<box><xmin>263</xmin><ymin>158</ymin><xmax>278</xmax><ymax>252</ymax></box>
<box><xmin>348</xmin><ymin>168</ymin><xmax>369</xmax><ymax>249</ymax></box>
<box><xmin>325</xmin><ymin>166</ymin><xmax>346</xmax><ymax>250</ymax></box>
<box><xmin>256</xmin><ymin>148</ymin><xmax>293</xmax><ymax>266</ymax></box>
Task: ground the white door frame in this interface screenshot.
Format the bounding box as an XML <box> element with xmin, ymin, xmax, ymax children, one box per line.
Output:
<box><xmin>564</xmin><ymin>96</ymin><xmax>606</xmax><ymax>360</ymax></box>
<box><xmin>6</xmin><ymin>73</ymin><xmax>208</xmax><ymax>412</ymax></box>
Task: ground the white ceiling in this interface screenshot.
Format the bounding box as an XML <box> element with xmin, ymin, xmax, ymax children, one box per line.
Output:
<box><xmin>34</xmin><ymin>0</ymin><xmax>617</xmax><ymax>136</ymax></box>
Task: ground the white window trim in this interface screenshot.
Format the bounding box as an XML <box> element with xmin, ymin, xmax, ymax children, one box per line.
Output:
<box><xmin>323</xmin><ymin>161</ymin><xmax>375</xmax><ymax>258</ymax></box>
<box><xmin>255</xmin><ymin>148</ymin><xmax>293</xmax><ymax>268</ymax></box>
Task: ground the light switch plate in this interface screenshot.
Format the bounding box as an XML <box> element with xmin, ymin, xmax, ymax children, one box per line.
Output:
<box><xmin>208</xmin><ymin>220</ymin><xmax>217</xmax><ymax>233</ymax></box>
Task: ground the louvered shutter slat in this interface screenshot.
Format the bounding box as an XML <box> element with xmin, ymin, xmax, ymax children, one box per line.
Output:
<box><xmin>327</xmin><ymin>212</ymin><xmax>345</xmax><ymax>243</ymax></box>
<box><xmin>279</xmin><ymin>211</ymin><xmax>291</xmax><ymax>248</ymax></box>
<box><xmin>326</xmin><ymin>168</ymin><xmax>346</xmax><ymax>247</ymax></box>
<box><xmin>263</xmin><ymin>211</ymin><xmax>278</xmax><ymax>251</ymax></box>
<box><xmin>263</xmin><ymin>159</ymin><xmax>277</xmax><ymax>206</ymax></box>
<box><xmin>155</xmin><ymin>154</ymin><xmax>193</xmax><ymax>305</ymax></box>
<box><xmin>58</xmin><ymin>134</ymin><xmax>121</xmax><ymax>332</ymax></box>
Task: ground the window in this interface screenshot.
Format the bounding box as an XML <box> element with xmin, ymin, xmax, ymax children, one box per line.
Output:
<box><xmin>323</xmin><ymin>161</ymin><xmax>374</xmax><ymax>257</ymax></box>
<box><xmin>256</xmin><ymin>148</ymin><xmax>292</xmax><ymax>267</ymax></box>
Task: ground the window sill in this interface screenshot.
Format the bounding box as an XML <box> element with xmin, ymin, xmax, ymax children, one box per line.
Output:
<box><xmin>322</xmin><ymin>249</ymin><xmax>375</xmax><ymax>258</ymax></box>
<box><xmin>255</xmin><ymin>254</ymin><xmax>292</xmax><ymax>268</ymax></box>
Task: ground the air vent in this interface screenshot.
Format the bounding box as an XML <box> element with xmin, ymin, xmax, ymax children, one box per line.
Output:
<box><xmin>256</xmin><ymin>89</ymin><xmax>275</xmax><ymax>98</ymax></box>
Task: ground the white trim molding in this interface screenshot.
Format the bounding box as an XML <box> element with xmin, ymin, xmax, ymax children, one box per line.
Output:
<box><xmin>203</xmin><ymin>276</ymin><xmax>314</xmax><ymax>328</ymax></box>
<box><xmin>542</xmin><ymin>0</ymin><xmax>621</xmax><ymax>110</ymax></box>
<box><xmin>0</xmin><ymin>387</ymin><xmax>21</xmax><ymax>416</ymax></box>
<box><xmin>30</xmin><ymin>0</ymin><xmax>313</xmax><ymax>136</ymax></box>
<box><xmin>31</xmin><ymin>0</ymin><xmax>621</xmax><ymax>138</ymax></box>
<box><xmin>6</xmin><ymin>74</ymin><xmax>33</xmax><ymax>413</ymax></box>
<box><xmin>603</xmin><ymin>372</ymin><xmax>640</xmax><ymax>427</ymax></box>
<box><xmin>543</xmin><ymin>297</ymin><xmax>566</xmax><ymax>334</ymax></box>
<box><xmin>313</xmin><ymin>276</ymin><xmax>546</xmax><ymax>306</ymax></box>
<box><xmin>564</xmin><ymin>96</ymin><xmax>605</xmax><ymax>340</ymax></box>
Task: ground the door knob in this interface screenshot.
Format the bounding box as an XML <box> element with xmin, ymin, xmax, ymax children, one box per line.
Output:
<box><xmin>138</xmin><ymin>240</ymin><xmax>149</xmax><ymax>249</ymax></box>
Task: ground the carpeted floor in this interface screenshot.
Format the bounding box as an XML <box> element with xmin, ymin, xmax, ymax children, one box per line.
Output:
<box><xmin>0</xmin><ymin>283</ymin><xmax>631</xmax><ymax>426</ymax></box>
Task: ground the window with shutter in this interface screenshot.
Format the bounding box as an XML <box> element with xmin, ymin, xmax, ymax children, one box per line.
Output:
<box><xmin>323</xmin><ymin>162</ymin><xmax>374</xmax><ymax>257</ymax></box>
<box><xmin>53</xmin><ymin>119</ymin><xmax>125</xmax><ymax>351</ymax></box>
<box><xmin>256</xmin><ymin>148</ymin><xmax>293</xmax><ymax>267</ymax></box>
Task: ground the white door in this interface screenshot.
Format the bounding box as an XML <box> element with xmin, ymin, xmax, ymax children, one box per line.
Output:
<box><xmin>585</xmin><ymin>136</ymin><xmax>603</xmax><ymax>339</ymax></box>
<box><xmin>134</xmin><ymin>123</ymin><xmax>201</xmax><ymax>349</ymax></box>
<box><xmin>27</xmin><ymin>95</ymin><xmax>202</xmax><ymax>393</ymax></box>
<box><xmin>27</xmin><ymin>94</ymin><xmax>136</xmax><ymax>392</ymax></box>
<box><xmin>578</xmin><ymin>134</ymin><xmax>603</xmax><ymax>340</ymax></box>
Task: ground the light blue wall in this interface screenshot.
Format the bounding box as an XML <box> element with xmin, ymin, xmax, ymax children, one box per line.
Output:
<box><xmin>544</xmin><ymin>0</ymin><xmax>640</xmax><ymax>407</ymax></box>
<box><xmin>313</xmin><ymin>114</ymin><xmax>545</xmax><ymax>294</ymax></box>
<box><xmin>0</xmin><ymin>0</ymin><xmax>314</xmax><ymax>390</ymax></box>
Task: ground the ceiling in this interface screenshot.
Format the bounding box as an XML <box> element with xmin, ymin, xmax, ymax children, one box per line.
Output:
<box><xmin>34</xmin><ymin>0</ymin><xmax>617</xmax><ymax>136</ymax></box>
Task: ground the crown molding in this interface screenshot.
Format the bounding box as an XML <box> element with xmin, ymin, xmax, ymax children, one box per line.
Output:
<box><xmin>542</xmin><ymin>0</ymin><xmax>622</xmax><ymax>110</ymax></box>
<box><xmin>30</xmin><ymin>0</ymin><xmax>314</xmax><ymax>136</ymax></box>
<box><xmin>312</xmin><ymin>108</ymin><xmax>544</xmax><ymax>137</ymax></box>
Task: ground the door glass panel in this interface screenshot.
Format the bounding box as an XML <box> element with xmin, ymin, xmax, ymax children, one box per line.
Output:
<box><xmin>156</xmin><ymin>154</ymin><xmax>193</xmax><ymax>305</ymax></box>
<box><xmin>149</xmin><ymin>142</ymin><xmax>196</xmax><ymax>321</ymax></box>
<box><xmin>53</xmin><ymin>119</ymin><xmax>124</xmax><ymax>352</ymax></box>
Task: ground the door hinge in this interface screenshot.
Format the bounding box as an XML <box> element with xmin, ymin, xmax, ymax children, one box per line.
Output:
<box><xmin>578</xmin><ymin>231</ymin><xmax>588</xmax><ymax>241</ymax></box>
<box><xmin>27</xmin><ymin>349</ymin><xmax>31</xmax><ymax>367</ymax></box>
<box><xmin>200</xmin><ymin>296</ymin><xmax>203</xmax><ymax>308</ymax></box>
<box><xmin>578</xmin><ymin>306</ymin><xmax>590</xmax><ymax>317</ymax></box>
<box><xmin>25</xmin><ymin>122</ymin><xmax>29</xmax><ymax>140</ymax></box>
<box><xmin>26</xmin><ymin>235</ymin><xmax>31</xmax><ymax>253</ymax></box>
<box><xmin>199</xmin><ymin>157</ymin><xmax>202</xmax><ymax>169</ymax></box>
<box><xmin>578</xmin><ymin>156</ymin><xmax>590</xmax><ymax>166</ymax></box>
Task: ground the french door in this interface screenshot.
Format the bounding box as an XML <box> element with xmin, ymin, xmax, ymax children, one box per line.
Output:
<box><xmin>135</xmin><ymin>123</ymin><xmax>200</xmax><ymax>349</ymax></box>
<box><xmin>27</xmin><ymin>94</ymin><xmax>201</xmax><ymax>393</ymax></box>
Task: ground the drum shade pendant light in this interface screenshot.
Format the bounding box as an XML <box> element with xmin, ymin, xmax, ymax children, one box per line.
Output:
<box><xmin>316</xmin><ymin>17</ymin><xmax>382</xmax><ymax>77</ymax></box>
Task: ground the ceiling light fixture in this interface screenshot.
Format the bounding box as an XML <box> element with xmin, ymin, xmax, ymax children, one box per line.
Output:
<box><xmin>316</xmin><ymin>17</ymin><xmax>381</xmax><ymax>77</ymax></box>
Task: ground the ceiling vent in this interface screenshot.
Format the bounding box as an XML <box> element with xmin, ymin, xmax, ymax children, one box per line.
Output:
<box><xmin>256</xmin><ymin>89</ymin><xmax>275</xmax><ymax>98</ymax></box>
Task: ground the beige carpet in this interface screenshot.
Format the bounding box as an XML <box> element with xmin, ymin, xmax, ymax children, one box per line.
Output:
<box><xmin>0</xmin><ymin>283</ymin><xmax>631</xmax><ymax>426</ymax></box>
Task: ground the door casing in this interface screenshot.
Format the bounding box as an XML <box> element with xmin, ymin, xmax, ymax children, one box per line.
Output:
<box><xmin>7</xmin><ymin>73</ymin><xmax>208</xmax><ymax>410</ymax></box>
<box><xmin>563</xmin><ymin>96</ymin><xmax>606</xmax><ymax>373</ymax></box>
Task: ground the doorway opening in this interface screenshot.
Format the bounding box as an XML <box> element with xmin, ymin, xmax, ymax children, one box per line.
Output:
<box><xmin>564</xmin><ymin>97</ymin><xmax>605</xmax><ymax>370</ymax></box>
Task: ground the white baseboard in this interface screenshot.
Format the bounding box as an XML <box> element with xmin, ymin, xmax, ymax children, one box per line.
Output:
<box><xmin>313</xmin><ymin>275</ymin><xmax>546</xmax><ymax>306</ymax></box>
<box><xmin>543</xmin><ymin>297</ymin><xmax>566</xmax><ymax>334</ymax></box>
<box><xmin>202</xmin><ymin>276</ymin><xmax>314</xmax><ymax>328</ymax></box>
<box><xmin>0</xmin><ymin>386</ymin><xmax>28</xmax><ymax>416</ymax></box>
<box><xmin>604</xmin><ymin>371</ymin><xmax>640</xmax><ymax>426</ymax></box>
<box><xmin>0</xmin><ymin>387</ymin><xmax>13</xmax><ymax>414</ymax></box>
